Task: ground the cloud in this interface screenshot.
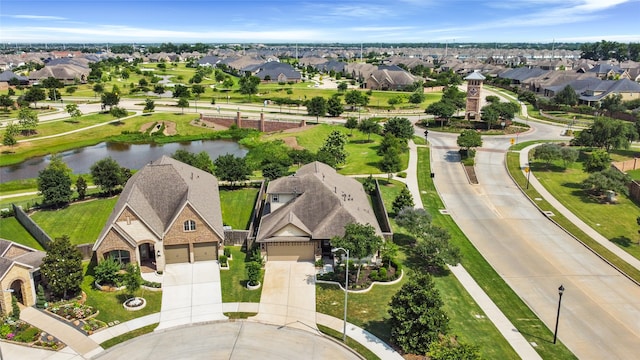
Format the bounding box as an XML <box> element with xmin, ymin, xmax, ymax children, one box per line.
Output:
<box><xmin>10</xmin><ymin>14</ymin><xmax>66</xmax><ymax>20</ymax></box>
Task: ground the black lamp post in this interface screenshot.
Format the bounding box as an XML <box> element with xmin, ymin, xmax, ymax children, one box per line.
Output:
<box><xmin>553</xmin><ymin>285</ymin><xmax>565</xmax><ymax>344</ymax></box>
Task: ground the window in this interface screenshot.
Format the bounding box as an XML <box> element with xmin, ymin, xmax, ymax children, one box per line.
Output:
<box><xmin>272</xmin><ymin>194</ymin><xmax>279</xmax><ymax>203</ymax></box>
<box><xmin>184</xmin><ymin>220</ymin><xmax>196</xmax><ymax>232</ymax></box>
<box><xmin>108</xmin><ymin>250</ymin><xmax>130</xmax><ymax>265</ymax></box>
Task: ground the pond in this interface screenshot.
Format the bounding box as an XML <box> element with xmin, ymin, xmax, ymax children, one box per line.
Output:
<box><xmin>0</xmin><ymin>140</ymin><xmax>248</xmax><ymax>182</ymax></box>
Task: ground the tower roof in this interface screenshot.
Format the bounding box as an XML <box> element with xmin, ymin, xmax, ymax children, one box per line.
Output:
<box><xmin>465</xmin><ymin>71</ymin><xmax>486</xmax><ymax>81</ymax></box>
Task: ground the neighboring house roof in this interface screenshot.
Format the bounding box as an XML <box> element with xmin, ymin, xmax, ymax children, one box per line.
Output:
<box><xmin>0</xmin><ymin>239</ymin><xmax>45</xmax><ymax>281</ymax></box>
<box><xmin>94</xmin><ymin>156</ymin><xmax>224</xmax><ymax>250</ymax></box>
<box><xmin>544</xmin><ymin>78</ymin><xmax>640</xmax><ymax>102</ymax></box>
<box><xmin>28</xmin><ymin>64</ymin><xmax>89</xmax><ymax>81</ymax></box>
<box><xmin>0</xmin><ymin>70</ymin><xmax>27</xmax><ymax>82</ymax></box>
<box><xmin>253</xmin><ymin>62</ymin><xmax>301</xmax><ymax>80</ymax></box>
<box><xmin>197</xmin><ymin>55</ymin><xmax>220</xmax><ymax>66</ymax></box>
<box><xmin>367</xmin><ymin>66</ymin><xmax>419</xmax><ymax>89</ymax></box>
<box><xmin>256</xmin><ymin>162</ymin><xmax>382</xmax><ymax>243</ymax></box>
<box><xmin>498</xmin><ymin>67</ymin><xmax>549</xmax><ymax>82</ymax></box>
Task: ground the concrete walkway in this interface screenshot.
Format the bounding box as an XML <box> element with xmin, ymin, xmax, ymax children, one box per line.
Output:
<box><xmin>405</xmin><ymin>139</ymin><xmax>542</xmax><ymax>359</ymax></box>
<box><xmin>19</xmin><ymin>307</ymin><xmax>102</xmax><ymax>358</ymax></box>
<box><xmin>519</xmin><ymin>144</ymin><xmax>640</xmax><ymax>272</ymax></box>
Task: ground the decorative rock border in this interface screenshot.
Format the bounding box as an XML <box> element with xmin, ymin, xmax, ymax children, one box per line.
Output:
<box><xmin>246</xmin><ymin>281</ymin><xmax>261</xmax><ymax>290</ymax></box>
<box><xmin>316</xmin><ymin>269</ymin><xmax>404</xmax><ymax>294</ymax></box>
<box><xmin>123</xmin><ymin>297</ymin><xmax>147</xmax><ymax>311</ymax></box>
<box><xmin>94</xmin><ymin>281</ymin><xmax>125</xmax><ymax>292</ymax></box>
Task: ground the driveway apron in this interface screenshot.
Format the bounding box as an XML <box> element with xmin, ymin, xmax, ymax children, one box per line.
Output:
<box><xmin>251</xmin><ymin>262</ymin><xmax>317</xmax><ymax>332</ymax></box>
<box><xmin>156</xmin><ymin>261</ymin><xmax>226</xmax><ymax>330</ymax></box>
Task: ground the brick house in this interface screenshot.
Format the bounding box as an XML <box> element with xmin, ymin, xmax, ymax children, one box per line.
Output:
<box><xmin>254</xmin><ymin>161</ymin><xmax>388</xmax><ymax>262</ymax></box>
<box><xmin>0</xmin><ymin>239</ymin><xmax>45</xmax><ymax>314</ymax></box>
<box><xmin>93</xmin><ymin>156</ymin><xmax>224</xmax><ymax>272</ymax></box>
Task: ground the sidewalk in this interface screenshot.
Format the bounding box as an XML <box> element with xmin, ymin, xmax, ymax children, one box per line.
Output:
<box><xmin>405</xmin><ymin>140</ymin><xmax>542</xmax><ymax>359</ymax></box>
<box><xmin>519</xmin><ymin>144</ymin><xmax>640</xmax><ymax>272</ymax></box>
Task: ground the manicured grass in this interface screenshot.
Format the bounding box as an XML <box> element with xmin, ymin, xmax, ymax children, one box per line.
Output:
<box><xmin>317</xmin><ymin>324</ymin><xmax>380</xmax><ymax>360</ymax></box>
<box><xmin>531</xmin><ymin>156</ymin><xmax>640</xmax><ymax>260</ymax></box>
<box><xmin>0</xmin><ymin>194</ymin><xmax>43</xmax><ymax>213</ymax></box>
<box><xmin>419</xmin><ymin>147</ymin><xmax>576</xmax><ymax>359</ymax></box>
<box><xmin>263</xmin><ymin>124</ymin><xmax>409</xmax><ymax>175</ymax></box>
<box><xmin>0</xmin><ymin>178</ymin><xmax>38</xmax><ymax>193</ymax></box>
<box><xmin>506</xmin><ymin>151</ymin><xmax>640</xmax><ymax>283</ymax></box>
<box><xmin>82</xmin><ymin>261</ymin><xmax>162</xmax><ymax>324</ymax></box>
<box><xmin>219</xmin><ymin>187</ymin><xmax>260</xmax><ymax>230</ymax></box>
<box><xmin>0</xmin><ymin>217</ymin><xmax>43</xmax><ymax>250</ymax></box>
<box><xmin>220</xmin><ymin>246</ymin><xmax>263</xmax><ymax>303</ymax></box>
<box><xmin>31</xmin><ymin>197</ymin><xmax>118</xmax><ymax>245</ymax></box>
<box><xmin>5</xmin><ymin>112</ymin><xmax>118</xmax><ymax>139</ymax></box>
<box><xmin>100</xmin><ymin>323</ymin><xmax>158</xmax><ymax>349</ymax></box>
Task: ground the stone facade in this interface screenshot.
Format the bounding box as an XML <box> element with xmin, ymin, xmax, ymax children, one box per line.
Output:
<box><xmin>0</xmin><ymin>265</ymin><xmax>35</xmax><ymax>314</ymax></box>
<box><xmin>95</xmin><ymin>228</ymin><xmax>137</xmax><ymax>263</ymax></box>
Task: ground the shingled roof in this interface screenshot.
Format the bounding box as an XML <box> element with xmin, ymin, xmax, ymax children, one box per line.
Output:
<box><xmin>0</xmin><ymin>239</ymin><xmax>45</xmax><ymax>281</ymax></box>
<box><xmin>94</xmin><ymin>156</ymin><xmax>224</xmax><ymax>248</ymax></box>
<box><xmin>256</xmin><ymin>162</ymin><xmax>382</xmax><ymax>242</ymax></box>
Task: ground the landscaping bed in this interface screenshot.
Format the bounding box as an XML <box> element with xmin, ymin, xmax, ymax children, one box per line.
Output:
<box><xmin>45</xmin><ymin>293</ymin><xmax>108</xmax><ymax>335</ymax></box>
<box><xmin>1</xmin><ymin>317</ymin><xmax>64</xmax><ymax>350</ymax></box>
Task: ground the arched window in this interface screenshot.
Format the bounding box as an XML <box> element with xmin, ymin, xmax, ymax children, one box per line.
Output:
<box><xmin>183</xmin><ymin>220</ymin><xmax>196</xmax><ymax>231</ymax></box>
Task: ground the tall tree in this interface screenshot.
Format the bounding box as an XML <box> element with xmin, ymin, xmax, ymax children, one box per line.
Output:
<box><xmin>425</xmin><ymin>101</ymin><xmax>455</xmax><ymax>123</ymax></box>
<box><xmin>238</xmin><ymin>75</ymin><xmax>260</xmax><ymax>98</ymax></box>
<box><xmin>40</xmin><ymin>235</ymin><xmax>83</xmax><ymax>300</ymax></box>
<box><xmin>65</xmin><ymin>103</ymin><xmax>82</xmax><ymax>122</ymax></box>
<box><xmin>388</xmin><ymin>272</ymin><xmax>449</xmax><ymax>354</ymax></box>
<box><xmin>177</xmin><ymin>97</ymin><xmax>190</xmax><ymax>114</ymax></box>
<box><xmin>76</xmin><ymin>175</ymin><xmax>87</xmax><ymax>200</ymax></box>
<box><xmin>344</xmin><ymin>117</ymin><xmax>358</xmax><ymax>136</ymax></box>
<box><xmin>0</xmin><ymin>94</ymin><xmax>13</xmax><ymax>110</ymax></box>
<box><xmin>379</xmin><ymin>149</ymin><xmax>402</xmax><ymax>176</ymax></box>
<box><xmin>42</xmin><ymin>77</ymin><xmax>63</xmax><ymax>102</ymax></box>
<box><xmin>214</xmin><ymin>154</ymin><xmax>251</xmax><ymax>185</ymax></box>
<box><xmin>18</xmin><ymin>107</ymin><xmax>39</xmax><ymax>135</ymax></box>
<box><xmin>317</xmin><ymin>130</ymin><xmax>348</xmax><ymax>168</ymax></box>
<box><xmin>37</xmin><ymin>156</ymin><xmax>73</xmax><ymax>208</ymax></box>
<box><xmin>24</xmin><ymin>86</ymin><xmax>46</xmax><ymax>108</ymax></box>
<box><xmin>456</xmin><ymin>129</ymin><xmax>482</xmax><ymax>152</ymax></box>
<box><xmin>481</xmin><ymin>104</ymin><xmax>499</xmax><ymax>130</ymax></box>
<box><xmin>3</xmin><ymin>123</ymin><xmax>19</xmax><ymax>147</ymax></box>
<box><xmin>331</xmin><ymin>222</ymin><xmax>383</xmax><ymax>285</ymax></box>
<box><xmin>101</xmin><ymin>91</ymin><xmax>120</xmax><ymax>111</ymax></box>
<box><xmin>358</xmin><ymin>117</ymin><xmax>381</xmax><ymax>142</ymax></box>
<box><xmin>392</xmin><ymin>186</ymin><xmax>414</xmax><ymax>214</ymax></box>
<box><xmin>554</xmin><ymin>85</ymin><xmax>578</xmax><ymax>106</ymax></box>
<box><xmin>92</xmin><ymin>83</ymin><xmax>104</xmax><ymax>98</ymax></box>
<box><xmin>383</xmin><ymin>117</ymin><xmax>414</xmax><ymax>139</ymax></box>
<box><xmin>91</xmin><ymin>157</ymin><xmax>125</xmax><ymax>195</ymax></box>
<box><xmin>327</xmin><ymin>95</ymin><xmax>344</xmax><ymax>117</ymax></box>
<box><xmin>307</xmin><ymin>96</ymin><xmax>327</xmax><ymax>122</ymax></box>
<box><xmin>143</xmin><ymin>98</ymin><xmax>155</xmax><ymax>113</ymax></box>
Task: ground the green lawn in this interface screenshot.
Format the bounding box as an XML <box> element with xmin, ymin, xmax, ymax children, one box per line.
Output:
<box><xmin>31</xmin><ymin>197</ymin><xmax>117</xmax><ymax>245</ymax></box>
<box><xmin>82</xmin><ymin>261</ymin><xmax>162</xmax><ymax>323</ymax></box>
<box><xmin>0</xmin><ymin>217</ymin><xmax>42</xmax><ymax>249</ymax></box>
<box><xmin>418</xmin><ymin>147</ymin><xmax>576</xmax><ymax>359</ymax></box>
<box><xmin>220</xmin><ymin>187</ymin><xmax>260</xmax><ymax>230</ymax></box>
<box><xmin>317</xmin><ymin>324</ymin><xmax>380</xmax><ymax>360</ymax></box>
<box><xmin>220</xmin><ymin>246</ymin><xmax>263</xmax><ymax>303</ymax></box>
<box><xmin>531</xmin><ymin>155</ymin><xmax>640</xmax><ymax>260</ymax></box>
<box><xmin>100</xmin><ymin>323</ymin><xmax>158</xmax><ymax>349</ymax></box>
<box><xmin>263</xmin><ymin>123</ymin><xmax>409</xmax><ymax>175</ymax></box>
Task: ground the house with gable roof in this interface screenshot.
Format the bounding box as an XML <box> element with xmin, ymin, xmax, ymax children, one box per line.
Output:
<box><xmin>0</xmin><ymin>239</ymin><xmax>45</xmax><ymax>314</ymax></box>
<box><xmin>254</xmin><ymin>161</ymin><xmax>390</xmax><ymax>262</ymax></box>
<box><xmin>93</xmin><ymin>156</ymin><xmax>224</xmax><ymax>272</ymax></box>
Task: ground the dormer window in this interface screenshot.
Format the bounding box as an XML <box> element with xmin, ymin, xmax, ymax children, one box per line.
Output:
<box><xmin>183</xmin><ymin>220</ymin><xmax>196</xmax><ymax>232</ymax></box>
<box><xmin>272</xmin><ymin>194</ymin><xmax>279</xmax><ymax>203</ymax></box>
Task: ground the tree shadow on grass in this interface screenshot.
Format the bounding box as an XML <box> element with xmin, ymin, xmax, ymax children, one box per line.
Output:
<box><xmin>362</xmin><ymin>319</ymin><xmax>392</xmax><ymax>344</ymax></box>
<box><xmin>392</xmin><ymin>233</ymin><xmax>415</xmax><ymax>248</ymax></box>
<box><xmin>611</xmin><ymin>236</ymin><xmax>634</xmax><ymax>248</ymax></box>
<box><xmin>517</xmin><ymin>329</ymin><xmax>554</xmax><ymax>345</ymax></box>
<box><xmin>569</xmin><ymin>189</ymin><xmax>603</xmax><ymax>205</ymax></box>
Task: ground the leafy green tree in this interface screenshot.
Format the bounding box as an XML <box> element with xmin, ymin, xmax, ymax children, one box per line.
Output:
<box><xmin>11</xmin><ymin>295</ymin><xmax>20</xmax><ymax>319</ymax></box>
<box><xmin>378</xmin><ymin>133</ymin><xmax>405</xmax><ymax>156</ymax></box>
<box><xmin>222</xmin><ymin>77</ymin><xmax>235</xmax><ymax>89</ymax></box>
<box><xmin>345</xmin><ymin>90</ymin><xmax>367</xmax><ymax>110</ymax></box>
<box><xmin>481</xmin><ymin>104</ymin><xmax>499</xmax><ymax>130</ymax></box>
<box><xmin>428</xmin><ymin>336</ymin><xmax>481</xmax><ymax>360</ymax></box>
<box><xmin>582</xmin><ymin>167</ymin><xmax>630</xmax><ymax>197</ymax></box>
<box><xmin>392</xmin><ymin>186</ymin><xmax>414</xmax><ymax>214</ymax></box>
<box><xmin>0</xmin><ymin>94</ymin><xmax>13</xmax><ymax>110</ymax></box>
<box><xmin>172</xmin><ymin>149</ymin><xmax>215</xmax><ymax>174</ymax></box>
<box><xmin>485</xmin><ymin>95</ymin><xmax>500</xmax><ymax>104</ymax></box>
<box><xmin>337</xmin><ymin>82</ymin><xmax>348</xmax><ymax>92</ymax></box>
<box><xmin>379</xmin><ymin>149</ymin><xmax>402</xmax><ymax>176</ymax></box>
<box><xmin>91</xmin><ymin>157</ymin><xmax>125</xmax><ymax>195</ymax></box>
<box><xmin>441</xmin><ymin>86</ymin><xmax>466</xmax><ymax>113</ymax></box>
<box><xmin>65</xmin><ymin>103</ymin><xmax>82</xmax><ymax>122</ymax></box>
<box><xmin>425</xmin><ymin>101</ymin><xmax>455</xmax><ymax>123</ymax></box>
<box><xmin>246</xmin><ymin>261</ymin><xmax>262</xmax><ymax>286</ymax></box>
<box><xmin>331</xmin><ymin>223</ymin><xmax>383</xmax><ymax>285</ymax></box>
<box><xmin>153</xmin><ymin>84</ymin><xmax>165</xmax><ymax>95</ymax></box>
<box><xmin>92</xmin><ymin>83</ymin><xmax>104</xmax><ymax>98</ymax></box>
<box><xmin>38</xmin><ymin>156</ymin><xmax>72</xmax><ymax>208</ymax></box>
<box><xmin>24</xmin><ymin>86</ymin><xmax>46</xmax><ymax>107</ymax></box>
<box><xmin>344</xmin><ymin>117</ymin><xmax>358</xmax><ymax>136</ymax></box>
<box><xmin>2</xmin><ymin>123</ymin><xmax>19</xmax><ymax>146</ymax></box>
<box><xmin>307</xmin><ymin>96</ymin><xmax>327</xmax><ymax>122</ymax></box>
<box><xmin>493</xmin><ymin>101</ymin><xmax>520</xmax><ymax>121</ymax></box>
<box><xmin>383</xmin><ymin>117</ymin><xmax>414</xmax><ymax>139</ymax></box>
<box><xmin>101</xmin><ymin>91</ymin><xmax>120</xmax><ymax>111</ymax></box>
<box><xmin>172</xmin><ymin>84</ymin><xmax>191</xmax><ymax>98</ymax></box>
<box><xmin>214</xmin><ymin>154</ymin><xmax>251</xmax><ymax>185</ymax></box>
<box><xmin>192</xmin><ymin>84</ymin><xmax>205</xmax><ymax>98</ymax></box>
<box><xmin>110</xmin><ymin>106</ymin><xmax>128</xmax><ymax>119</ymax></box>
<box><xmin>396</xmin><ymin>207</ymin><xmax>432</xmax><ymax>236</ymax></box>
<box><xmin>18</xmin><ymin>107</ymin><xmax>39</xmax><ymax>135</ymax></box>
<box><xmin>409</xmin><ymin>90</ymin><xmax>426</xmax><ymax>104</ymax></box>
<box><xmin>554</xmin><ymin>85</ymin><xmax>578</xmax><ymax>106</ymax></box>
<box><xmin>327</xmin><ymin>95</ymin><xmax>344</xmax><ymax>117</ymax></box>
<box><xmin>412</xmin><ymin>226</ymin><xmax>461</xmax><ymax>272</ymax></box>
<box><xmin>288</xmin><ymin>148</ymin><xmax>316</xmax><ymax>167</ymax></box>
<box><xmin>358</xmin><ymin>117</ymin><xmax>381</xmax><ymax>142</ymax></box>
<box><xmin>123</xmin><ymin>264</ymin><xmax>142</xmax><ymax>297</ymax></box>
<box><xmin>456</xmin><ymin>130</ymin><xmax>482</xmax><ymax>152</ymax></box>
<box><xmin>41</xmin><ymin>235</ymin><xmax>83</xmax><ymax>300</ymax></box>
<box><xmin>583</xmin><ymin>149</ymin><xmax>611</xmax><ymax>172</ymax></box>
<box><xmin>76</xmin><ymin>175</ymin><xmax>87</xmax><ymax>200</ymax></box>
<box><xmin>261</xmin><ymin>161</ymin><xmax>288</xmax><ymax>181</ymax></box>
<box><xmin>94</xmin><ymin>257</ymin><xmax>121</xmax><ymax>285</ymax></box>
<box><xmin>533</xmin><ymin>143</ymin><xmax>561</xmax><ymax>167</ymax></box>
<box><xmin>317</xmin><ymin>130</ymin><xmax>348</xmax><ymax>168</ymax></box>
<box><xmin>35</xmin><ymin>285</ymin><xmax>46</xmax><ymax>309</ymax></box>
<box><xmin>239</xmin><ymin>75</ymin><xmax>260</xmax><ymax>97</ymax></box>
<box><xmin>389</xmin><ymin>272</ymin><xmax>449</xmax><ymax>354</ymax></box>
<box><xmin>143</xmin><ymin>98</ymin><xmax>155</xmax><ymax>113</ymax></box>
<box><xmin>560</xmin><ymin>146</ymin><xmax>579</xmax><ymax>167</ymax></box>
<box><xmin>43</xmin><ymin>76</ymin><xmax>64</xmax><ymax>101</ymax></box>
<box><xmin>177</xmin><ymin>97</ymin><xmax>190</xmax><ymax>114</ymax></box>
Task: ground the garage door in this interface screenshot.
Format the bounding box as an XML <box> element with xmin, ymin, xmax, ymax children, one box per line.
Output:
<box><xmin>267</xmin><ymin>242</ymin><xmax>314</xmax><ymax>261</ymax></box>
<box><xmin>165</xmin><ymin>244</ymin><xmax>189</xmax><ymax>264</ymax></box>
<box><xmin>194</xmin><ymin>242</ymin><xmax>217</xmax><ymax>262</ymax></box>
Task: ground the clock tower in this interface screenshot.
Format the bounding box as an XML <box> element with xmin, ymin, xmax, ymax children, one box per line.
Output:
<box><xmin>465</xmin><ymin>71</ymin><xmax>486</xmax><ymax>121</ymax></box>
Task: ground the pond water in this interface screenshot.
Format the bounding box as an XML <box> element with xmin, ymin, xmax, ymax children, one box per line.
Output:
<box><xmin>1</xmin><ymin>140</ymin><xmax>248</xmax><ymax>182</ymax></box>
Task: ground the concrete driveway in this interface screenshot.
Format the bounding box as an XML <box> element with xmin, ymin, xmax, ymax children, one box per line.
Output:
<box><xmin>94</xmin><ymin>321</ymin><xmax>359</xmax><ymax>360</ymax></box>
<box><xmin>156</xmin><ymin>261</ymin><xmax>226</xmax><ymax>330</ymax></box>
<box><xmin>250</xmin><ymin>261</ymin><xmax>317</xmax><ymax>331</ymax></box>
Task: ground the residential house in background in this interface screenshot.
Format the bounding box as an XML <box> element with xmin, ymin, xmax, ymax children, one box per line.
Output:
<box><xmin>0</xmin><ymin>239</ymin><xmax>44</xmax><ymax>314</ymax></box>
<box><xmin>93</xmin><ymin>156</ymin><xmax>224</xmax><ymax>272</ymax></box>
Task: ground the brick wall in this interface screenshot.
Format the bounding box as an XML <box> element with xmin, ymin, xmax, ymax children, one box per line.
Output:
<box><xmin>201</xmin><ymin>112</ymin><xmax>306</xmax><ymax>133</ymax></box>
<box><xmin>164</xmin><ymin>204</ymin><xmax>222</xmax><ymax>245</ymax></box>
<box><xmin>96</xmin><ymin>228</ymin><xmax>137</xmax><ymax>263</ymax></box>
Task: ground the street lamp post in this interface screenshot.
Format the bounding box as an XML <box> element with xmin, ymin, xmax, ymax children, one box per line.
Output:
<box><xmin>553</xmin><ymin>285</ymin><xmax>565</xmax><ymax>344</ymax></box>
<box><xmin>332</xmin><ymin>247</ymin><xmax>349</xmax><ymax>342</ymax></box>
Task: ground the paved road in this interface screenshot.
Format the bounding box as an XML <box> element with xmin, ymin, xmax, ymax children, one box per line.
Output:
<box><xmin>93</xmin><ymin>321</ymin><xmax>360</xmax><ymax>360</ymax></box>
<box><xmin>428</xmin><ymin>120</ymin><xmax>640</xmax><ymax>358</ymax></box>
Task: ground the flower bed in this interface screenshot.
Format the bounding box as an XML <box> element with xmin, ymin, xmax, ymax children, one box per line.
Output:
<box><xmin>46</xmin><ymin>299</ymin><xmax>107</xmax><ymax>335</ymax></box>
<box><xmin>1</xmin><ymin>318</ymin><xmax>65</xmax><ymax>350</ymax></box>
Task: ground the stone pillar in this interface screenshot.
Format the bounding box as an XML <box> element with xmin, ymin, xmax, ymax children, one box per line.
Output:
<box><xmin>260</xmin><ymin>111</ymin><xmax>265</xmax><ymax>132</ymax></box>
<box><xmin>300</xmin><ymin>119</ymin><xmax>306</xmax><ymax>127</ymax></box>
<box><xmin>236</xmin><ymin>111</ymin><xmax>242</xmax><ymax>128</ymax></box>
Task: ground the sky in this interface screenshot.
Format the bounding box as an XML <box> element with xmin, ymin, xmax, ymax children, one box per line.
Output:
<box><xmin>1</xmin><ymin>0</ymin><xmax>639</xmax><ymax>44</ymax></box>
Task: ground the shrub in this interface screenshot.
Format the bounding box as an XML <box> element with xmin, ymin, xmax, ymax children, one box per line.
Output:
<box><xmin>13</xmin><ymin>327</ymin><xmax>40</xmax><ymax>342</ymax></box>
<box><xmin>378</xmin><ymin>267</ymin><xmax>388</xmax><ymax>280</ymax></box>
<box><xmin>36</xmin><ymin>284</ymin><xmax>47</xmax><ymax>309</ymax></box>
<box><xmin>94</xmin><ymin>257</ymin><xmax>121</xmax><ymax>286</ymax></box>
<box><xmin>219</xmin><ymin>255</ymin><xmax>228</xmax><ymax>267</ymax></box>
<box><xmin>223</xmin><ymin>247</ymin><xmax>231</xmax><ymax>257</ymax></box>
<box><xmin>142</xmin><ymin>280</ymin><xmax>161</xmax><ymax>288</ymax></box>
<box><xmin>250</xmin><ymin>249</ymin><xmax>264</xmax><ymax>266</ymax></box>
<box><xmin>315</xmin><ymin>258</ymin><xmax>324</xmax><ymax>267</ymax></box>
<box><xmin>11</xmin><ymin>296</ymin><xmax>20</xmax><ymax>319</ymax></box>
<box><xmin>246</xmin><ymin>261</ymin><xmax>261</xmax><ymax>286</ymax></box>
<box><xmin>369</xmin><ymin>270</ymin><xmax>379</xmax><ymax>281</ymax></box>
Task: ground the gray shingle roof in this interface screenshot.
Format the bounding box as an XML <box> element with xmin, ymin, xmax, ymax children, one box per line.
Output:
<box><xmin>94</xmin><ymin>156</ymin><xmax>224</xmax><ymax>249</ymax></box>
<box><xmin>256</xmin><ymin>162</ymin><xmax>382</xmax><ymax>242</ymax></box>
<box><xmin>0</xmin><ymin>239</ymin><xmax>45</xmax><ymax>280</ymax></box>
